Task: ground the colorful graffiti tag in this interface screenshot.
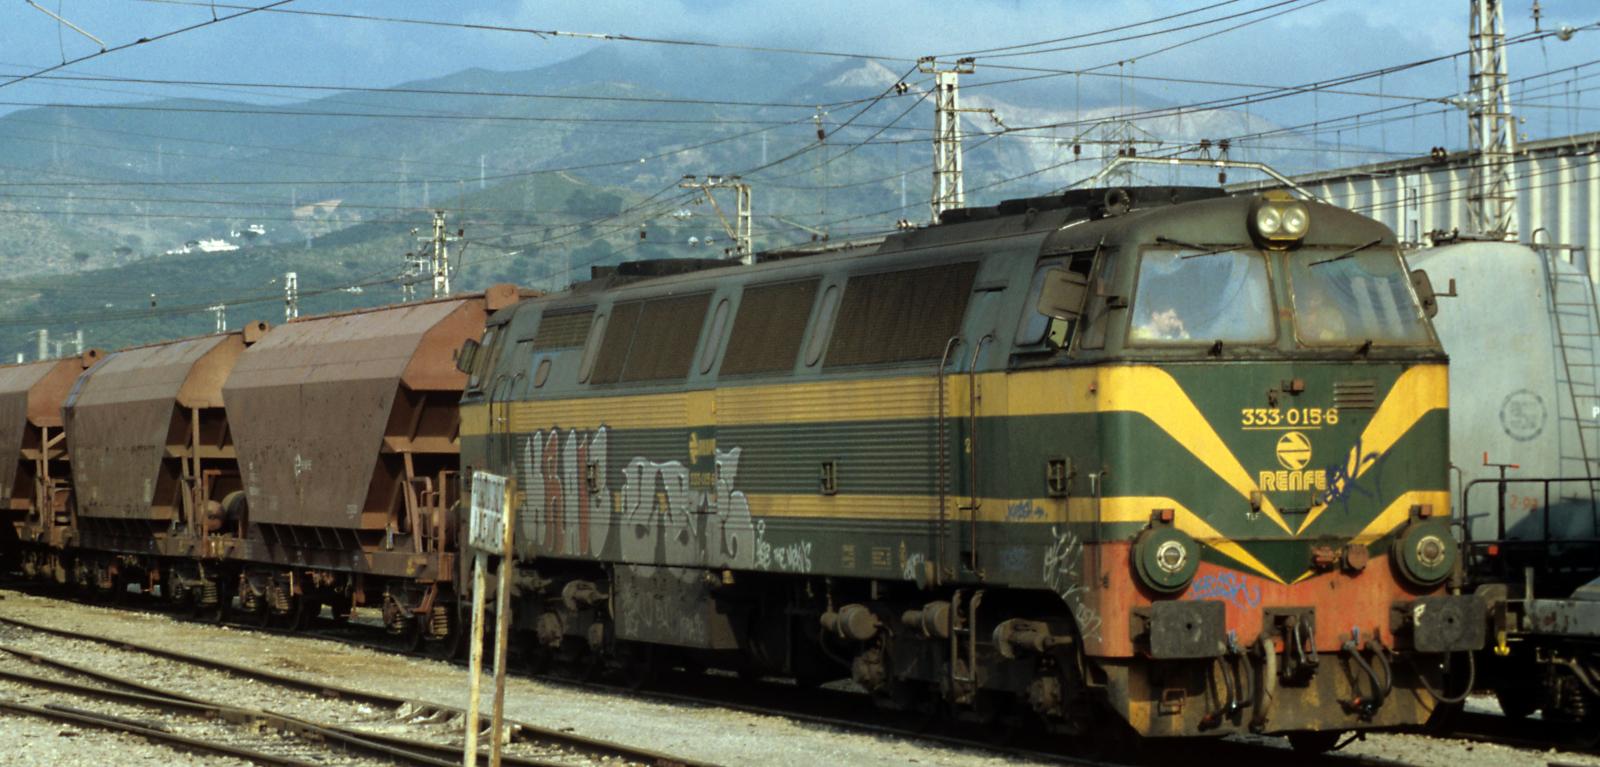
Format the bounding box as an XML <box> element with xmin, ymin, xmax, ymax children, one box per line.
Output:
<box><xmin>517</xmin><ymin>427</ymin><xmax>757</xmax><ymax>569</ymax></box>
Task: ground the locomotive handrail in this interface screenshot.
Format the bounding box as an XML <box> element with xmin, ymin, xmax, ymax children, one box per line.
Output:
<box><xmin>503</xmin><ymin>372</ymin><xmax>527</xmax><ymax>471</ymax></box>
<box><xmin>1461</xmin><ymin>475</ymin><xmax>1600</xmax><ymax>577</ymax></box>
<box><xmin>965</xmin><ymin>334</ymin><xmax>992</xmax><ymax>578</ymax></box>
<box><xmin>935</xmin><ymin>336</ymin><xmax>960</xmax><ymax>585</ymax></box>
<box><xmin>485</xmin><ymin>374</ymin><xmax>512</xmax><ymax>471</ymax></box>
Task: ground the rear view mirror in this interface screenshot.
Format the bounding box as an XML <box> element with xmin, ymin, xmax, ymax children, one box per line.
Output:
<box><xmin>456</xmin><ymin>338</ymin><xmax>481</xmax><ymax>374</ymax></box>
<box><xmin>1037</xmin><ymin>268</ymin><xmax>1090</xmax><ymax>320</ymax></box>
<box><xmin>1409</xmin><ymin>269</ymin><xmax>1438</xmax><ymax>318</ymax></box>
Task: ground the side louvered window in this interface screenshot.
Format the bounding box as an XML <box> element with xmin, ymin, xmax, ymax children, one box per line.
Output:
<box><xmin>588</xmin><ymin>301</ymin><xmax>641</xmax><ymax>384</ymax></box>
<box><xmin>720</xmin><ymin>279</ymin><xmax>820</xmax><ymax>376</ymax></box>
<box><xmin>531</xmin><ymin>307</ymin><xmax>595</xmax><ymax>350</ymax></box>
<box><xmin>824</xmin><ymin>262</ymin><xmax>979</xmax><ymax>368</ymax></box>
<box><xmin>623</xmin><ymin>293</ymin><xmax>712</xmax><ymax>382</ymax></box>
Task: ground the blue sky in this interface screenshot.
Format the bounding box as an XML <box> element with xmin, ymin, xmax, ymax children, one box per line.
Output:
<box><xmin>1</xmin><ymin>2</ymin><xmax>1597</xmax><ymax>149</ymax></box>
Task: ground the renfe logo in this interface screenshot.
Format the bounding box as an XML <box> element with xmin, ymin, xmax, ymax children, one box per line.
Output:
<box><xmin>1260</xmin><ymin>431</ymin><xmax>1327</xmax><ymax>493</ymax></box>
<box><xmin>1276</xmin><ymin>431</ymin><xmax>1313</xmax><ymax>470</ymax></box>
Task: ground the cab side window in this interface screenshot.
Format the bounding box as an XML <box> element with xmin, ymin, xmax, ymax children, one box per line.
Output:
<box><xmin>1078</xmin><ymin>249</ymin><xmax>1122</xmax><ymax>350</ymax></box>
<box><xmin>467</xmin><ymin>324</ymin><xmax>505</xmax><ymax>391</ymax></box>
<box><xmin>1015</xmin><ymin>251</ymin><xmax>1094</xmax><ymax>349</ymax></box>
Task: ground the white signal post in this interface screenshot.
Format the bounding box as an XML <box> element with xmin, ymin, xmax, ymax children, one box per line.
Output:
<box><xmin>918</xmin><ymin>57</ymin><xmax>1001</xmax><ymax>224</ymax></box>
<box><xmin>464</xmin><ymin>471</ymin><xmax>517</xmax><ymax>767</ymax></box>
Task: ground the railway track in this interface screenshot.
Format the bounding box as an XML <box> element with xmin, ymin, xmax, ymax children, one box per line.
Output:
<box><xmin>0</xmin><ymin>586</ymin><xmax>1442</xmax><ymax>767</ymax></box>
<box><xmin>0</xmin><ymin>608</ymin><xmax>718</xmax><ymax>767</ymax></box>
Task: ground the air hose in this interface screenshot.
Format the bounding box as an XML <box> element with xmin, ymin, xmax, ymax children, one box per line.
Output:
<box><xmin>1251</xmin><ymin>636</ymin><xmax>1278</xmax><ymax>733</ymax></box>
<box><xmin>1343</xmin><ymin>639</ymin><xmax>1392</xmax><ymax>716</ymax></box>
<box><xmin>1402</xmin><ymin>648</ymin><xmax>1478</xmax><ymax>705</ymax></box>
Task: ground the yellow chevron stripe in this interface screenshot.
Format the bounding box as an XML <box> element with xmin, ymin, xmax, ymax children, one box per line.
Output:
<box><xmin>1295</xmin><ymin>365</ymin><xmax>1448</xmax><ymax>534</ymax></box>
<box><xmin>1101</xmin><ymin>496</ymin><xmax>1286</xmax><ymax>584</ymax></box>
<box><xmin>1097</xmin><ymin>367</ymin><xmax>1290</xmax><ymax>534</ymax></box>
<box><xmin>1351</xmin><ymin>490</ymin><xmax>1452</xmax><ymax>542</ymax></box>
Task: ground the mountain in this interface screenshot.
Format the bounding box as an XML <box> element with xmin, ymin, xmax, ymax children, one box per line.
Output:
<box><xmin>0</xmin><ymin>48</ymin><xmax>1390</xmax><ymax>356</ymax></box>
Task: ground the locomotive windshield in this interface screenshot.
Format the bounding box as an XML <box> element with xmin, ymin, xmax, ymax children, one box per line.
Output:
<box><xmin>1128</xmin><ymin>248</ymin><xmax>1275</xmax><ymax>344</ymax></box>
<box><xmin>1288</xmin><ymin>247</ymin><xmax>1431</xmax><ymax>345</ymax></box>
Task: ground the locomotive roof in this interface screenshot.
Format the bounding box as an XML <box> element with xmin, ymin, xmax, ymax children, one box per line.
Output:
<box><xmin>552</xmin><ymin>186</ymin><xmax>1232</xmax><ymax>301</ymax></box>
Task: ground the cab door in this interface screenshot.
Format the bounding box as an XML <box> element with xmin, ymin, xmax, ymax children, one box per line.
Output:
<box><xmin>947</xmin><ymin>284</ymin><xmax>1007</xmax><ymax>578</ymax></box>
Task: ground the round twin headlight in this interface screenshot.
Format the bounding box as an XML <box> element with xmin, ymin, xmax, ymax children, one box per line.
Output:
<box><xmin>1394</xmin><ymin>519</ymin><xmax>1457</xmax><ymax>587</ymax></box>
<box><xmin>1248</xmin><ymin>192</ymin><xmax>1311</xmax><ymax>248</ymax></box>
<box><xmin>1134</xmin><ymin>526</ymin><xmax>1201</xmax><ymax>593</ymax></box>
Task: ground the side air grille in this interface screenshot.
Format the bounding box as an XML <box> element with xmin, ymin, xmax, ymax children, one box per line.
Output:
<box><xmin>1333</xmin><ymin>380</ymin><xmax>1377</xmax><ymax>410</ymax></box>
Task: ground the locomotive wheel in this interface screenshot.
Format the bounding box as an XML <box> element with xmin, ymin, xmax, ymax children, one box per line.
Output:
<box><xmin>1286</xmin><ymin>730</ymin><xmax>1344</xmax><ymax>753</ymax></box>
<box><xmin>520</xmin><ymin>642</ymin><xmax>554</xmax><ymax>676</ymax></box>
<box><xmin>614</xmin><ymin>642</ymin><xmax>654</xmax><ymax>691</ymax></box>
<box><xmin>1066</xmin><ymin>708</ymin><xmax>1137</xmax><ymax>760</ymax></box>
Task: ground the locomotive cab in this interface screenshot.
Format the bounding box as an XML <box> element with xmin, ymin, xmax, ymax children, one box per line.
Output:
<box><xmin>1000</xmin><ymin>190</ymin><xmax>1474</xmax><ymax>740</ymax></box>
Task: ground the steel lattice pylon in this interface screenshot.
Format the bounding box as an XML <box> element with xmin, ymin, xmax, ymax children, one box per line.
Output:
<box><xmin>1470</xmin><ymin>0</ymin><xmax>1518</xmax><ymax>239</ymax></box>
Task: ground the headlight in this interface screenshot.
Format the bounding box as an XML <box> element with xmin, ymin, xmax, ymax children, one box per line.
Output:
<box><xmin>1248</xmin><ymin>192</ymin><xmax>1311</xmax><ymax>248</ymax></box>
<box><xmin>1256</xmin><ymin>206</ymin><xmax>1282</xmax><ymax>235</ymax></box>
<box><xmin>1281</xmin><ymin>205</ymin><xmax>1310</xmax><ymax>237</ymax></box>
<box><xmin>1394</xmin><ymin>519</ymin><xmax>1456</xmax><ymax>587</ymax></box>
<box><xmin>1135</xmin><ymin>526</ymin><xmax>1201</xmax><ymax>593</ymax></box>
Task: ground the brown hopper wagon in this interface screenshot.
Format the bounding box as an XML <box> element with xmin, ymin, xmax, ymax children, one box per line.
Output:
<box><xmin>8</xmin><ymin>286</ymin><xmax>519</xmax><ymax>647</ymax></box>
<box><xmin>220</xmin><ymin>285</ymin><xmax>519</xmax><ymax>634</ymax></box>
<box><xmin>0</xmin><ymin>351</ymin><xmax>103</xmax><ymax>583</ymax></box>
<box><xmin>63</xmin><ymin>324</ymin><xmax>266</xmax><ymax>598</ymax></box>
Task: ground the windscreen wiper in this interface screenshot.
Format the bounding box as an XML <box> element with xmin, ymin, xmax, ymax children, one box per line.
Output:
<box><xmin>1155</xmin><ymin>236</ymin><xmax>1235</xmax><ymax>259</ymax></box>
<box><xmin>1309</xmin><ymin>238</ymin><xmax>1383</xmax><ymax>267</ymax></box>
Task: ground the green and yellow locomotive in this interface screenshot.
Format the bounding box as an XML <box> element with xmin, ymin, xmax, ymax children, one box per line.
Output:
<box><xmin>459</xmin><ymin>186</ymin><xmax>1479</xmax><ymax>746</ymax></box>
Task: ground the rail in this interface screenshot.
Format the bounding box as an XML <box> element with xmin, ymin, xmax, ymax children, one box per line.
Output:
<box><xmin>0</xmin><ymin>612</ymin><xmax>724</xmax><ymax>767</ymax></box>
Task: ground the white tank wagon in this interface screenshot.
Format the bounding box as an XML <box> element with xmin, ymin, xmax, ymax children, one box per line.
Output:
<box><xmin>1409</xmin><ymin>240</ymin><xmax>1600</xmax><ymax>596</ymax></box>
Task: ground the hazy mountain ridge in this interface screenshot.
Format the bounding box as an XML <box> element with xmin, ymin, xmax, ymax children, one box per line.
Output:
<box><xmin>0</xmin><ymin>48</ymin><xmax>1390</xmax><ymax>356</ymax></box>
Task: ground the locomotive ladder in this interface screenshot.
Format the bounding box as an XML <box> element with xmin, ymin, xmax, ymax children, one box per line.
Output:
<box><xmin>1539</xmin><ymin>244</ymin><xmax>1600</xmax><ymax>481</ymax></box>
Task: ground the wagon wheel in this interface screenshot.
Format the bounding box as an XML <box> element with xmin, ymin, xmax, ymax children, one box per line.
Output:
<box><xmin>276</xmin><ymin>597</ymin><xmax>310</xmax><ymax>632</ymax></box>
<box><xmin>985</xmin><ymin>715</ymin><xmax>1025</xmax><ymax>747</ymax></box>
<box><xmin>521</xmin><ymin>642</ymin><xmax>554</xmax><ymax>676</ymax></box>
<box><xmin>325</xmin><ymin>594</ymin><xmax>353</xmax><ymax>626</ymax></box>
<box><xmin>252</xmin><ymin>599</ymin><xmax>273</xmax><ymax>629</ymax></box>
<box><xmin>407</xmin><ymin>619</ymin><xmax>428</xmax><ymax>653</ymax></box>
<box><xmin>1496</xmin><ymin>685</ymin><xmax>1540</xmax><ymax>718</ymax></box>
<box><xmin>911</xmin><ymin>698</ymin><xmax>947</xmax><ymax>733</ymax></box>
<box><xmin>187</xmin><ymin>588</ymin><xmax>223</xmax><ymax>624</ymax></box>
<box><xmin>433</xmin><ymin>626</ymin><xmax>465</xmax><ymax>660</ymax></box>
<box><xmin>107</xmin><ymin>572</ymin><xmax>130</xmax><ymax>604</ymax></box>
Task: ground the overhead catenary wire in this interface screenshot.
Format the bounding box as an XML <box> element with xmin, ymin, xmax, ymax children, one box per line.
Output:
<box><xmin>6</xmin><ymin>2</ymin><xmax>1599</xmax><ymax>335</ymax></box>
